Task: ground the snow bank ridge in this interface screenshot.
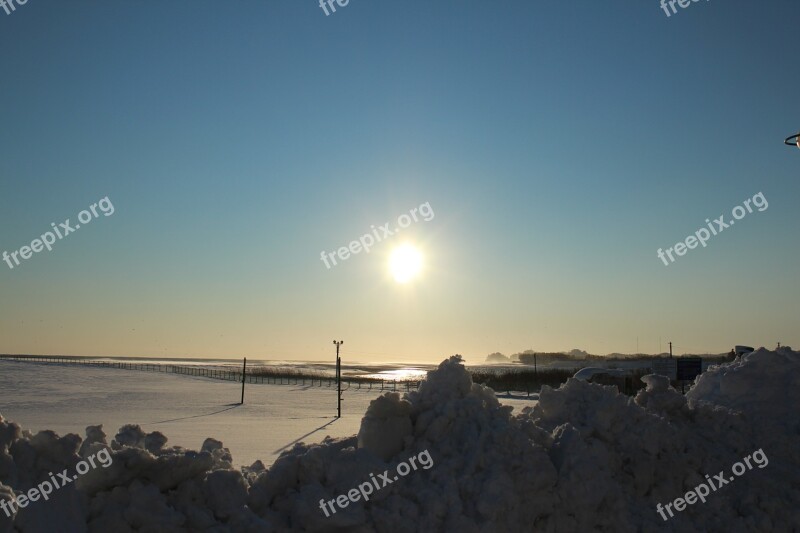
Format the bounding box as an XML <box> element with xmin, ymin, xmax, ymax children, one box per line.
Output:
<box><xmin>0</xmin><ymin>349</ymin><xmax>798</xmax><ymax>532</ymax></box>
<box><xmin>0</xmin><ymin>448</ymin><xmax>112</xmax><ymax>519</ymax></box>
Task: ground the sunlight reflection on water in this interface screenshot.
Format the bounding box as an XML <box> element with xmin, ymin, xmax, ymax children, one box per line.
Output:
<box><xmin>360</xmin><ymin>368</ymin><xmax>428</xmax><ymax>381</ymax></box>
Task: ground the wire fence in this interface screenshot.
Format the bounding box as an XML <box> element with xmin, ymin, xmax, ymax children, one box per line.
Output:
<box><xmin>0</xmin><ymin>355</ymin><xmax>421</xmax><ymax>392</ymax></box>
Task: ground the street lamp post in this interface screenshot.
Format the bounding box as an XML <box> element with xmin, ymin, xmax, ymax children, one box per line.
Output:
<box><xmin>333</xmin><ymin>340</ymin><xmax>343</xmax><ymax>418</ymax></box>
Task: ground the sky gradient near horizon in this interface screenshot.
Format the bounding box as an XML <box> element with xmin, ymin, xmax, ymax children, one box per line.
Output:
<box><xmin>1</xmin><ymin>0</ymin><xmax>799</xmax><ymax>363</ymax></box>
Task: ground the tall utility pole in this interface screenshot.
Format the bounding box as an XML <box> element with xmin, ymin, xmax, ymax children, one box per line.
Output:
<box><xmin>333</xmin><ymin>340</ymin><xmax>343</xmax><ymax>418</ymax></box>
<box><xmin>669</xmin><ymin>342</ymin><xmax>673</xmax><ymax>358</ymax></box>
<box><xmin>240</xmin><ymin>357</ymin><xmax>247</xmax><ymax>404</ymax></box>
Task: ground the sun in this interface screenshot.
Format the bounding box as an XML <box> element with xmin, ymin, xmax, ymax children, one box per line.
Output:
<box><xmin>389</xmin><ymin>244</ymin><xmax>423</xmax><ymax>283</ymax></box>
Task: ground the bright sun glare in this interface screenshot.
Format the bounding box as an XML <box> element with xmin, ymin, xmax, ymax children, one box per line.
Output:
<box><xmin>389</xmin><ymin>244</ymin><xmax>423</xmax><ymax>283</ymax></box>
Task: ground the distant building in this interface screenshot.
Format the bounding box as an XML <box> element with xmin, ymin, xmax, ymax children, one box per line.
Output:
<box><xmin>651</xmin><ymin>358</ymin><xmax>677</xmax><ymax>380</ymax></box>
<box><xmin>651</xmin><ymin>357</ymin><xmax>705</xmax><ymax>385</ymax></box>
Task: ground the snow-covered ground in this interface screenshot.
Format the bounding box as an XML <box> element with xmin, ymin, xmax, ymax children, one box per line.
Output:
<box><xmin>0</xmin><ymin>360</ymin><xmax>535</xmax><ymax>469</ymax></box>
<box><xmin>1</xmin><ymin>349</ymin><xmax>798</xmax><ymax>532</ymax></box>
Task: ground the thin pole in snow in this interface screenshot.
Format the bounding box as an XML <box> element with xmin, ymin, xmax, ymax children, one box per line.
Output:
<box><xmin>241</xmin><ymin>357</ymin><xmax>247</xmax><ymax>404</ymax></box>
<box><xmin>333</xmin><ymin>340</ymin><xmax>343</xmax><ymax>418</ymax></box>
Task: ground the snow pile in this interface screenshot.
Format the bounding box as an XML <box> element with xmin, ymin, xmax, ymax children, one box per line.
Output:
<box><xmin>248</xmin><ymin>356</ymin><xmax>559</xmax><ymax>531</ymax></box>
<box><xmin>0</xmin><ymin>417</ymin><xmax>267</xmax><ymax>531</ymax></box>
<box><xmin>687</xmin><ymin>347</ymin><xmax>800</xmax><ymax>435</ymax></box>
<box><xmin>1</xmin><ymin>351</ymin><xmax>799</xmax><ymax>531</ymax></box>
<box><xmin>686</xmin><ymin>346</ymin><xmax>800</xmax><ymax>486</ymax></box>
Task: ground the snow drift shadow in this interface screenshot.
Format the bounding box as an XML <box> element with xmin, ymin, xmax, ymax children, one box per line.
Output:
<box><xmin>272</xmin><ymin>419</ymin><xmax>338</xmax><ymax>455</ymax></box>
<box><xmin>149</xmin><ymin>403</ymin><xmax>242</xmax><ymax>424</ymax></box>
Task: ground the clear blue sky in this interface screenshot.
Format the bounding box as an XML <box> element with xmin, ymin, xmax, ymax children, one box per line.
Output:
<box><xmin>1</xmin><ymin>0</ymin><xmax>798</xmax><ymax>362</ymax></box>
